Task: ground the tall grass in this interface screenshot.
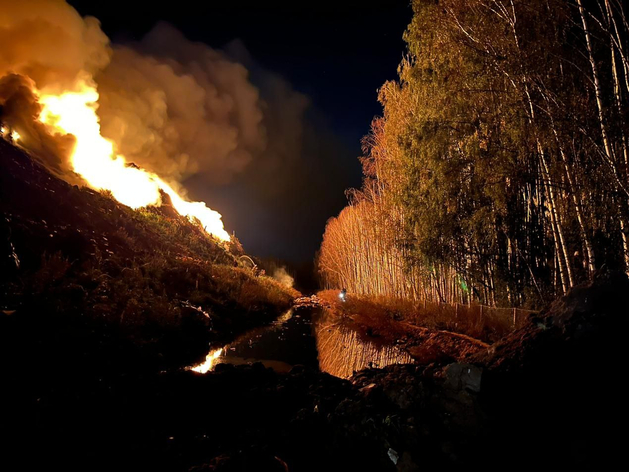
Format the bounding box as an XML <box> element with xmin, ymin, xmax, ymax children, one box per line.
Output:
<box><xmin>319</xmin><ymin>290</ymin><xmax>535</xmax><ymax>343</ymax></box>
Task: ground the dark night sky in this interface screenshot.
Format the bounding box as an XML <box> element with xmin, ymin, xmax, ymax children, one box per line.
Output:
<box><xmin>69</xmin><ymin>0</ymin><xmax>412</xmax><ymax>263</ymax></box>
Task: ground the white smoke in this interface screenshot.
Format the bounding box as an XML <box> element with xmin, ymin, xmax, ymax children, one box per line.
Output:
<box><xmin>1</xmin><ymin>1</ymin><xmax>270</xmax><ymax>188</ymax></box>
<box><xmin>0</xmin><ymin>0</ymin><xmax>110</xmax><ymax>93</ymax></box>
<box><xmin>96</xmin><ymin>23</ymin><xmax>267</xmax><ymax>184</ymax></box>
<box><xmin>272</xmin><ymin>267</ymin><xmax>294</xmax><ymax>288</ymax></box>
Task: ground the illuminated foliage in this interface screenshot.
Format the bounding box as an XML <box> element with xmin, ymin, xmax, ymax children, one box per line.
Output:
<box><xmin>320</xmin><ymin>0</ymin><xmax>629</xmax><ymax>308</ymax></box>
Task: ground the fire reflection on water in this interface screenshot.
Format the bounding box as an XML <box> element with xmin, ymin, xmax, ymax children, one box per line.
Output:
<box><xmin>190</xmin><ymin>348</ymin><xmax>223</xmax><ymax>374</ymax></box>
<box><xmin>315</xmin><ymin>320</ymin><xmax>414</xmax><ymax>379</ymax></box>
<box><xmin>189</xmin><ymin>309</ymin><xmax>415</xmax><ymax>378</ymax></box>
<box><xmin>189</xmin><ymin>310</ymin><xmax>296</xmax><ymax>374</ymax></box>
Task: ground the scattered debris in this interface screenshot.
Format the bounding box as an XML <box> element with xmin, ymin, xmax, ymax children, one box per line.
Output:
<box><xmin>294</xmin><ymin>295</ymin><xmax>330</xmax><ymax>309</ymax></box>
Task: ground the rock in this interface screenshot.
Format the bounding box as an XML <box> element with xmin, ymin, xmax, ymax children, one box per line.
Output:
<box><xmin>444</xmin><ymin>363</ymin><xmax>482</xmax><ymax>393</ymax></box>
<box><xmin>387</xmin><ymin>447</ymin><xmax>399</xmax><ymax>464</ymax></box>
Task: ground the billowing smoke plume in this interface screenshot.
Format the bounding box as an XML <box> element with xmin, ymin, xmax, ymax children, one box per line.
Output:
<box><xmin>0</xmin><ymin>0</ymin><xmax>110</xmax><ymax>92</ymax></box>
<box><xmin>1</xmin><ymin>0</ymin><xmax>353</xmax><ymax>257</ymax></box>
<box><xmin>1</xmin><ymin>0</ymin><xmax>269</xmax><ymax>188</ymax></box>
<box><xmin>0</xmin><ymin>74</ymin><xmax>76</xmax><ymax>176</ymax></box>
<box><xmin>0</xmin><ymin>0</ymin><xmax>108</xmax><ymax>176</ymax></box>
<box><xmin>272</xmin><ymin>267</ymin><xmax>295</xmax><ymax>288</ymax></box>
<box><xmin>96</xmin><ymin>23</ymin><xmax>266</xmax><ymax>184</ymax></box>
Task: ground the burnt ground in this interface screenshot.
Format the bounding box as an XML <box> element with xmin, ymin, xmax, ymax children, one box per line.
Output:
<box><xmin>1</xmin><ymin>140</ymin><xmax>627</xmax><ymax>471</ymax></box>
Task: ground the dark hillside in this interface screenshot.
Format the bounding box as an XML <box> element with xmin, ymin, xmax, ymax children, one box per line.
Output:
<box><xmin>0</xmin><ymin>138</ymin><xmax>298</xmax><ymax>373</ymax></box>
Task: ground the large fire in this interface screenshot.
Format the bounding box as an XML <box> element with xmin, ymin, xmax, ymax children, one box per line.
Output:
<box><xmin>37</xmin><ymin>82</ymin><xmax>230</xmax><ymax>242</ymax></box>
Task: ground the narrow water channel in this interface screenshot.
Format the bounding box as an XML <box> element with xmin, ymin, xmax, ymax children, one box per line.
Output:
<box><xmin>191</xmin><ymin>307</ymin><xmax>414</xmax><ymax>379</ymax></box>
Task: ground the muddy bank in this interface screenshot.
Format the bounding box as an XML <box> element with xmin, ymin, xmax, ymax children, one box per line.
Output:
<box><xmin>315</xmin><ymin>291</ymin><xmax>488</xmax><ymax>365</ymax></box>
<box><xmin>467</xmin><ymin>269</ymin><xmax>629</xmax><ymax>468</ymax></box>
<box><xmin>1</xmin><ymin>269</ymin><xmax>626</xmax><ymax>470</ymax></box>
<box><xmin>350</xmin><ymin>269</ymin><xmax>629</xmax><ymax>469</ymax></box>
<box><xmin>0</xmin><ymin>354</ymin><xmax>389</xmax><ymax>471</ymax></box>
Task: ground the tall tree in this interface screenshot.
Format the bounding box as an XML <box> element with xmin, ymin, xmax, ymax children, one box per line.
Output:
<box><xmin>319</xmin><ymin>0</ymin><xmax>629</xmax><ymax>308</ymax></box>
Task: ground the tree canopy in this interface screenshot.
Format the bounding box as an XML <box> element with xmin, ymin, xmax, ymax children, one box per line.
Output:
<box><xmin>319</xmin><ymin>0</ymin><xmax>629</xmax><ymax>308</ymax></box>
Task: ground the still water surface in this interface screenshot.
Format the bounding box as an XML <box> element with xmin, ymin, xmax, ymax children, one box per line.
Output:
<box><xmin>191</xmin><ymin>307</ymin><xmax>413</xmax><ymax>379</ymax></box>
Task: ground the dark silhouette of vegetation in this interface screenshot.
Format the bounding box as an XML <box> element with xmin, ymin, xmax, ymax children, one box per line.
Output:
<box><xmin>0</xmin><ymin>139</ymin><xmax>298</xmax><ymax>370</ymax></box>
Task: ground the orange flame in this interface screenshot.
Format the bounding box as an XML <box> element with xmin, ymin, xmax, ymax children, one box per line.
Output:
<box><xmin>37</xmin><ymin>82</ymin><xmax>230</xmax><ymax>241</ymax></box>
<box><xmin>190</xmin><ymin>348</ymin><xmax>224</xmax><ymax>373</ymax></box>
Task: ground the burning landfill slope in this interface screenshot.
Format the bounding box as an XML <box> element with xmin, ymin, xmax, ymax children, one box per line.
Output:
<box><xmin>0</xmin><ymin>136</ymin><xmax>232</xmax><ymax>270</ymax></box>
<box><xmin>0</xmin><ymin>133</ymin><xmax>298</xmax><ymax>368</ymax></box>
<box><xmin>1</xmin><ymin>0</ymin><xmax>303</xmax><ymax>373</ymax></box>
<box><xmin>0</xmin><ymin>0</ymin><xmax>281</xmax><ymax>242</ymax></box>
